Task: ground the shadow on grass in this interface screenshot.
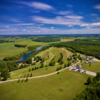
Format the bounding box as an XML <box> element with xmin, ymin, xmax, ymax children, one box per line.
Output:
<box><xmin>84</xmin><ymin>83</ymin><xmax>88</xmax><ymax>85</ymax></box>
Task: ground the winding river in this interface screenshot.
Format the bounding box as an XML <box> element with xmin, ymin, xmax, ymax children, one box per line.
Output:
<box><xmin>0</xmin><ymin>45</ymin><xmax>44</xmax><ymax>63</ymax></box>
<box><xmin>16</xmin><ymin>45</ymin><xmax>44</xmax><ymax>63</ymax></box>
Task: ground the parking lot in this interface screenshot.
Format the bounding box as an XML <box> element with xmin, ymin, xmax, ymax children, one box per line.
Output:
<box><xmin>68</xmin><ymin>67</ymin><xmax>96</xmax><ymax>76</ymax></box>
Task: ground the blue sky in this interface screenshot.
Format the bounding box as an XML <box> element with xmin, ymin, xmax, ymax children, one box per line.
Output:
<box><xmin>0</xmin><ymin>0</ymin><xmax>100</xmax><ymax>35</ymax></box>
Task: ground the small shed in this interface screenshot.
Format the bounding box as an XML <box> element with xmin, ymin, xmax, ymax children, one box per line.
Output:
<box><xmin>76</xmin><ymin>65</ymin><xmax>82</xmax><ymax>69</ymax></box>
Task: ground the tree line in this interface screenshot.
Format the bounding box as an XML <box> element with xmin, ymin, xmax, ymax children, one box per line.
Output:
<box><xmin>51</xmin><ymin>40</ymin><xmax>100</xmax><ymax>59</ymax></box>
<box><xmin>0</xmin><ymin>40</ymin><xmax>14</xmax><ymax>43</ymax></box>
<box><xmin>14</xmin><ymin>44</ymin><xmax>27</xmax><ymax>48</ymax></box>
<box><xmin>32</xmin><ymin>37</ymin><xmax>60</xmax><ymax>42</ymax></box>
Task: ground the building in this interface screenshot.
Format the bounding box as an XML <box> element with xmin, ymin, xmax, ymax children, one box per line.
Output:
<box><xmin>82</xmin><ymin>56</ymin><xmax>86</xmax><ymax>60</ymax></box>
<box><xmin>89</xmin><ymin>56</ymin><xmax>94</xmax><ymax>60</ymax></box>
<box><xmin>86</xmin><ymin>58</ymin><xmax>89</xmax><ymax>61</ymax></box>
<box><xmin>76</xmin><ymin>65</ymin><xmax>82</xmax><ymax>69</ymax></box>
<box><xmin>89</xmin><ymin>61</ymin><xmax>95</xmax><ymax>63</ymax></box>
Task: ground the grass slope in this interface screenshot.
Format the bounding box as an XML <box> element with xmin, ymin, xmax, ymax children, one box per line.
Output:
<box><xmin>0</xmin><ymin>70</ymin><xmax>89</xmax><ymax>100</ymax></box>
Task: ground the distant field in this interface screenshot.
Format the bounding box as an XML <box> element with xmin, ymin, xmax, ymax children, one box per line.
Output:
<box><xmin>81</xmin><ymin>61</ymin><xmax>100</xmax><ymax>72</ymax></box>
<box><xmin>0</xmin><ymin>39</ymin><xmax>45</xmax><ymax>60</ymax></box>
<box><xmin>0</xmin><ymin>70</ymin><xmax>89</xmax><ymax>100</ymax></box>
<box><xmin>60</xmin><ymin>38</ymin><xmax>75</xmax><ymax>41</ymax></box>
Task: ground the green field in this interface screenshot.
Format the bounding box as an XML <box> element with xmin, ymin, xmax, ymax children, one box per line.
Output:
<box><xmin>81</xmin><ymin>61</ymin><xmax>100</xmax><ymax>72</ymax></box>
<box><xmin>0</xmin><ymin>70</ymin><xmax>90</xmax><ymax>100</ymax></box>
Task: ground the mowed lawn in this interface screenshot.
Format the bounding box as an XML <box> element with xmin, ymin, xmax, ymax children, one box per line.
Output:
<box><xmin>81</xmin><ymin>61</ymin><xmax>100</xmax><ymax>72</ymax></box>
<box><xmin>0</xmin><ymin>70</ymin><xmax>90</xmax><ymax>100</ymax></box>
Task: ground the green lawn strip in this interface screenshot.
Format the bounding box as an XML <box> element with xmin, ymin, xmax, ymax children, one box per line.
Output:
<box><xmin>10</xmin><ymin>63</ymin><xmax>64</xmax><ymax>79</ymax></box>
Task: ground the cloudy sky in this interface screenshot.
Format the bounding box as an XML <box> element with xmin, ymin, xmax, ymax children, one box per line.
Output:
<box><xmin>0</xmin><ymin>0</ymin><xmax>100</xmax><ymax>35</ymax></box>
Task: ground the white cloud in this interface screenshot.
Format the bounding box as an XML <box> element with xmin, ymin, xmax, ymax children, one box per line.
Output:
<box><xmin>65</xmin><ymin>15</ymin><xmax>83</xmax><ymax>19</ymax></box>
<box><xmin>56</xmin><ymin>11</ymin><xmax>73</xmax><ymax>15</ymax></box>
<box><xmin>6</xmin><ymin>26</ymin><xmax>9</xmax><ymax>28</ymax></box>
<box><xmin>32</xmin><ymin>15</ymin><xmax>84</xmax><ymax>26</ymax></box>
<box><xmin>8</xmin><ymin>18</ymin><xmax>22</xmax><ymax>22</ymax></box>
<box><xmin>15</xmin><ymin>23</ymin><xmax>34</xmax><ymax>25</ymax></box>
<box><xmin>33</xmin><ymin>15</ymin><xmax>100</xmax><ymax>28</ymax></box>
<box><xmin>16</xmin><ymin>1</ymin><xmax>54</xmax><ymax>11</ymax></box>
<box><xmin>66</xmin><ymin>4</ymin><xmax>73</xmax><ymax>8</ymax></box>
<box><xmin>81</xmin><ymin>22</ymin><xmax>100</xmax><ymax>27</ymax></box>
<box><xmin>51</xmin><ymin>27</ymin><xmax>54</xmax><ymax>29</ymax></box>
<box><xmin>0</xmin><ymin>26</ymin><xmax>100</xmax><ymax>35</ymax></box>
<box><xmin>94</xmin><ymin>4</ymin><xmax>100</xmax><ymax>10</ymax></box>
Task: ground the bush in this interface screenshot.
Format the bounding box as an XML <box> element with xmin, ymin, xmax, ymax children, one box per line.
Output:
<box><xmin>25</xmin><ymin>77</ymin><xmax>28</xmax><ymax>82</ymax></box>
<box><xmin>30</xmin><ymin>73</ymin><xmax>32</xmax><ymax>77</ymax></box>
<box><xmin>17</xmin><ymin>79</ymin><xmax>20</xmax><ymax>83</ymax></box>
<box><xmin>32</xmin><ymin>68</ymin><xmax>34</xmax><ymax>71</ymax></box>
<box><xmin>29</xmin><ymin>69</ymin><xmax>31</xmax><ymax>72</ymax></box>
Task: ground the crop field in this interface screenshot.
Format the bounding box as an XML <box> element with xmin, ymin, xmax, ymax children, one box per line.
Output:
<box><xmin>0</xmin><ymin>70</ymin><xmax>90</xmax><ymax>100</ymax></box>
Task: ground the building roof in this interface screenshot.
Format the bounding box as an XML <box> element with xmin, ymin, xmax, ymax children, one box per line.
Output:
<box><xmin>76</xmin><ymin>65</ymin><xmax>82</xmax><ymax>69</ymax></box>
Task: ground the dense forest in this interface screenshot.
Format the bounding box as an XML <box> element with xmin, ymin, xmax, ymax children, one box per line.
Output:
<box><xmin>74</xmin><ymin>72</ymin><xmax>100</xmax><ymax>100</ymax></box>
<box><xmin>32</xmin><ymin>37</ymin><xmax>60</xmax><ymax>42</ymax></box>
<box><xmin>51</xmin><ymin>39</ymin><xmax>100</xmax><ymax>59</ymax></box>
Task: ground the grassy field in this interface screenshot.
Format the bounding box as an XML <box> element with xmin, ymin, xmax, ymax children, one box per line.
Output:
<box><xmin>81</xmin><ymin>61</ymin><xmax>100</xmax><ymax>72</ymax></box>
<box><xmin>0</xmin><ymin>70</ymin><xmax>90</xmax><ymax>100</ymax></box>
<box><xmin>10</xmin><ymin>47</ymin><xmax>73</xmax><ymax>79</ymax></box>
<box><xmin>37</xmin><ymin>47</ymin><xmax>73</xmax><ymax>64</ymax></box>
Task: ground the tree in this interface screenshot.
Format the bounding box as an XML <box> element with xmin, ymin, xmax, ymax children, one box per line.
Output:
<box><xmin>30</xmin><ymin>73</ymin><xmax>32</xmax><ymax>77</ymax></box>
<box><xmin>87</xmin><ymin>77</ymin><xmax>92</xmax><ymax>85</ymax></box>
<box><xmin>25</xmin><ymin>77</ymin><xmax>28</xmax><ymax>82</ymax></box>
<box><xmin>29</xmin><ymin>69</ymin><xmax>31</xmax><ymax>72</ymax></box>
<box><xmin>0</xmin><ymin>73</ymin><xmax>1</xmax><ymax>81</ymax></box>
<box><xmin>32</xmin><ymin>68</ymin><xmax>34</xmax><ymax>71</ymax></box>
<box><xmin>17</xmin><ymin>79</ymin><xmax>20</xmax><ymax>83</ymax></box>
<box><xmin>1</xmin><ymin>68</ymin><xmax>10</xmax><ymax>80</ymax></box>
<box><xmin>89</xmin><ymin>63</ymin><xmax>91</xmax><ymax>67</ymax></box>
<box><xmin>64</xmin><ymin>64</ymin><xmax>67</xmax><ymax>68</ymax></box>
